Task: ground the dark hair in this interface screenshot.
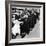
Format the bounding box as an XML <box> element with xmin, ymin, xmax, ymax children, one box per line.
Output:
<box><xmin>20</xmin><ymin>10</ymin><xmax>40</xmax><ymax>38</ymax></box>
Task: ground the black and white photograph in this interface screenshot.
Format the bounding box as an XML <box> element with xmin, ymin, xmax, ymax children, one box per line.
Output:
<box><xmin>5</xmin><ymin>1</ymin><xmax>45</xmax><ymax>45</ymax></box>
<box><xmin>11</xmin><ymin>7</ymin><xmax>40</xmax><ymax>39</ymax></box>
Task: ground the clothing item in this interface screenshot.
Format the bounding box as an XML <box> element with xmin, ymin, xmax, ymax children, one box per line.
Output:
<box><xmin>12</xmin><ymin>20</ymin><xmax>23</xmax><ymax>35</ymax></box>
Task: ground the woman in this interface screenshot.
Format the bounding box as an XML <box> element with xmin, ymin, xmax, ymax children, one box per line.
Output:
<box><xmin>12</xmin><ymin>17</ymin><xmax>23</xmax><ymax>38</ymax></box>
